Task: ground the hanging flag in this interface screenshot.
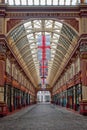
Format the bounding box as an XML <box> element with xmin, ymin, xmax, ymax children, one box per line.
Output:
<box><xmin>37</xmin><ymin>35</ymin><xmax>50</xmax><ymax>86</ymax></box>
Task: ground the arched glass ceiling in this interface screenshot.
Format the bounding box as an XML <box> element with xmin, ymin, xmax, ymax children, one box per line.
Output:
<box><xmin>5</xmin><ymin>0</ymin><xmax>81</xmax><ymax>6</ymax></box>
<box><xmin>7</xmin><ymin>19</ymin><xmax>79</xmax><ymax>88</ymax></box>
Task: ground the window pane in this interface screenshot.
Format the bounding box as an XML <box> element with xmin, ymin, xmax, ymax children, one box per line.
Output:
<box><xmin>21</xmin><ymin>0</ymin><xmax>27</xmax><ymax>5</ymax></box>
<box><xmin>15</xmin><ymin>0</ymin><xmax>20</xmax><ymax>5</ymax></box>
<box><xmin>5</xmin><ymin>0</ymin><xmax>8</xmax><ymax>4</ymax></box>
<box><xmin>47</xmin><ymin>0</ymin><xmax>52</xmax><ymax>5</ymax></box>
<box><xmin>59</xmin><ymin>0</ymin><xmax>64</xmax><ymax>5</ymax></box>
<box><xmin>28</xmin><ymin>0</ymin><xmax>33</xmax><ymax>5</ymax></box>
<box><xmin>53</xmin><ymin>0</ymin><xmax>58</xmax><ymax>5</ymax></box>
<box><xmin>41</xmin><ymin>0</ymin><xmax>45</xmax><ymax>5</ymax></box>
<box><xmin>8</xmin><ymin>0</ymin><xmax>14</xmax><ymax>5</ymax></box>
<box><xmin>65</xmin><ymin>0</ymin><xmax>71</xmax><ymax>5</ymax></box>
<box><xmin>34</xmin><ymin>0</ymin><xmax>39</xmax><ymax>5</ymax></box>
<box><xmin>72</xmin><ymin>0</ymin><xmax>77</xmax><ymax>5</ymax></box>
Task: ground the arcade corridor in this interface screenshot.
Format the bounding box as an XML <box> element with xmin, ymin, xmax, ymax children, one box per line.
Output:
<box><xmin>0</xmin><ymin>103</ymin><xmax>87</xmax><ymax>130</ymax></box>
<box><xmin>1</xmin><ymin>1</ymin><xmax>87</xmax><ymax>127</ymax></box>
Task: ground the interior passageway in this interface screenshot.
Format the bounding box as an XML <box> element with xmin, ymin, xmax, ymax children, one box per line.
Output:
<box><xmin>37</xmin><ymin>91</ymin><xmax>51</xmax><ymax>102</ymax></box>
<box><xmin>1</xmin><ymin>0</ymin><xmax>87</xmax><ymax>118</ymax></box>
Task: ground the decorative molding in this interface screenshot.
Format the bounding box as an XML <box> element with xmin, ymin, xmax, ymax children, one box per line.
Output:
<box><xmin>6</xmin><ymin>12</ymin><xmax>79</xmax><ymax>19</ymax></box>
<box><xmin>7</xmin><ymin>19</ymin><xmax>22</xmax><ymax>32</ymax></box>
<box><xmin>64</xmin><ymin>19</ymin><xmax>79</xmax><ymax>32</ymax></box>
<box><xmin>78</xmin><ymin>34</ymin><xmax>87</xmax><ymax>45</ymax></box>
<box><xmin>80</xmin><ymin>52</ymin><xmax>87</xmax><ymax>59</ymax></box>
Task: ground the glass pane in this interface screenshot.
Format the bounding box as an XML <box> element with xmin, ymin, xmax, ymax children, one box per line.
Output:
<box><xmin>24</xmin><ymin>22</ymin><xmax>31</xmax><ymax>29</ymax></box>
<box><xmin>59</xmin><ymin>0</ymin><xmax>64</xmax><ymax>5</ymax></box>
<box><xmin>47</xmin><ymin>0</ymin><xmax>52</xmax><ymax>5</ymax></box>
<box><xmin>5</xmin><ymin>0</ymin><xmax>8</xmax><ymax>4</ymax></box>
<box><xmin>34</xmin><ymin>0</ymin><xmax>39</xmax><ymax>5</ymax></box>
<box><xmin>55</xmin><ymin>21</ymin><xmax>62</xmax><ymax>27</ymax></box>
<box><xmin>41</xmin><ymin>0</ymin><xmax>45</xmax><ymax>5</ymax></box>
<box><xmin>65</xmin><ymin>0</ymin><xmax>71</xmax><ymax>5</ymax></box>
<box><xmin>8</xmin><ymin>0</ymin><xmax>14</xmax><ymax>5</ymax></box>
<box><xmin>53</xmin><ymin>0</ymin><xmax>58</xmax><ymax>5</ymax></box>
<box><xmin>72</xmin><ymin>0</ymin><xmax>77</xmax><ymax>5</ymax></box>
<box><xmin>28</xmin><ymin>0</ymin><xmax>33</xmax><ymax>5</ymax></box>
<box><xmin>15</xmin><ymin>0</ymin><xmax>20</xmax><ymax>5</ymax></box>
<box><xmin>21</xmin><ymin>0</ymin><xmax>27</xmax><ymax>5</ymax></box>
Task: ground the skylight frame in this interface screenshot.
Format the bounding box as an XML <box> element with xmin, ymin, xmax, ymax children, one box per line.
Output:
<box><xmin>5</xmin><ymin>0</ymin><xmax>81</xmax><ymax>6</ymax></box>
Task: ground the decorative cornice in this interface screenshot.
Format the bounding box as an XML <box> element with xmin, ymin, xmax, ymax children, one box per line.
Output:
<box><xmin>5</xmin><ymin>12</ymin><xmax>79</xmax><ymax>19</ymax></box>
<box><xmin>0</xmin><ymin>4</ymin><xmax>87</xmax><ymax>19</ymax></box>
<box><xmin>78</xmin><ymin>34</ymin><xmax>87</xmax><ymax>45</ymax></box>
<box><xmin>0</xmin><ymin>34</ymin><xmax>8</xmax><ymax>45</ymax></box>
<box><xmin>0</xmin><ymin>35</ymin><xmax>7</xmax><ymax>56</ymax></box>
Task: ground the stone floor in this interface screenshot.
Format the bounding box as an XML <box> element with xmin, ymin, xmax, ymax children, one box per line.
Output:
<box><xmin>0</xmin><ymin>103</ymin><xmax>87</xmax><ymax>130</ymax></box>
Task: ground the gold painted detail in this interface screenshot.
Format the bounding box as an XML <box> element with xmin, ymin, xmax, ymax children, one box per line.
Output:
<box><xmin>6</xmin><ymin>12</ymin><xmax>79</xmax><ymax>18</ymax></box>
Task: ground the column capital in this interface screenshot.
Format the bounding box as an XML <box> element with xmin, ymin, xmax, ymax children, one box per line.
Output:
<box><xmin>78</xmin><ymin>34</ymin><xmax>87</xmax><ymax>59</ymax></box>
<box><xmin>0</xmin><ymin>34</ymin><xmax>7</xmax><ymax>48</ymax></box>
<box><xmin>0</xmin><ymin>34</ymin><xmax>7</xmax><ymax>60</ymax></box>
<box><xmin>78</xmin><ymin>34</ymin><xmax>87</xmax><ymax>45</ymax></box>
<box><xmin>0</xmin><ymin>44</ymin><xmax>7</xmax><ymax>60</ymax></box>
<box><xmin>0</xmin><ymin>43</ymin><xmax>6</xmax><ymax>53</ymax></box>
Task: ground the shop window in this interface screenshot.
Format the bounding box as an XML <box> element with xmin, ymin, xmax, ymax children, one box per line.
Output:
<box><xmin>75</xmin><ymin>84</ymin><xmax>82</xmax><ymax>111</ymax></box>
<box><xmin>67</xmin><ymin>88</ymin><xmax>74</xmax><ymax>109</ymax></box>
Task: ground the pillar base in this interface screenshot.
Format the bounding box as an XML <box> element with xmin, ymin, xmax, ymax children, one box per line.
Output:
<box><xmin>80</xmin><ymin>100</ymin><xmax>87</xmax><ymax>115</ymax></box>
<box><xmin>0</xmin><ymin>102</ymin><xmax>8</xmax><ymax>116</ymax></box>
<box><xmin>66</xmin><ymin>103</ymin><xmax>69</xmax><ymax>108</ymax></box>
<box><xmin>18</xmin><ymin>104</ymin><xmax>22</xmax><ymax>109</ymax></box>
<box><xmin>11</xmin><ymin>105</ymin><xmax>14</xmax><ymax>111</ymax></box>
<box><xmin>73</xmin><ymin>104</ymin><xmax>77</xmax><ymax>111</ymax></box>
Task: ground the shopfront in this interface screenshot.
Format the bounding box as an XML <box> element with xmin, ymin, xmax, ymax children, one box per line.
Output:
<box><xmin>62</xmin><ymin>91</ymin><xmax>67</xmax><ymax>107</ymax></box>
<box><xmin>5</xmin><ymin>84</ymin><xmax>12</xmax><ymax>112</ymax></box>
<box><xmin>75</xmin><ymin>84</ymin><xmax>82</xmax><ymax>111</ymax></box>
<box><xmin>67</xmin><ymin>87</ymin><xmax>74</xmax><ymax>109</ymax></box>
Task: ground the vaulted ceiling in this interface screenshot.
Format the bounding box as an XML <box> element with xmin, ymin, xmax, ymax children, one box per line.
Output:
<box><xmin>7</xmin><ymin>19</ymin><xmax>79</xmax><ymax>88</ymax></box>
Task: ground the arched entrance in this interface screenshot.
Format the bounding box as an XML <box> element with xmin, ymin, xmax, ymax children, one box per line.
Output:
<box><xmin>37</xmin><ymin>91</ymin><xmax>51</xmax><ymax>103</ymax></box>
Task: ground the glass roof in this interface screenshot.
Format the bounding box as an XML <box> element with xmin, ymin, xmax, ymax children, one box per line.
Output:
<box><xmin>5</xmin><ymin>0</ymin><xmax>80</xmax><ymax>6</ymax></box>
<box><xmin>7</xmin><ymin>19</ymin><xmax>79</xmax><ymax>88</ymax></box>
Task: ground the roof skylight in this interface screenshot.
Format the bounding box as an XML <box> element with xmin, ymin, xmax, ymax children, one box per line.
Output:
<box><xmin>5</xmin><ymin>0</ymin><xmax>80</xmax><ymax>6</ymax></box>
